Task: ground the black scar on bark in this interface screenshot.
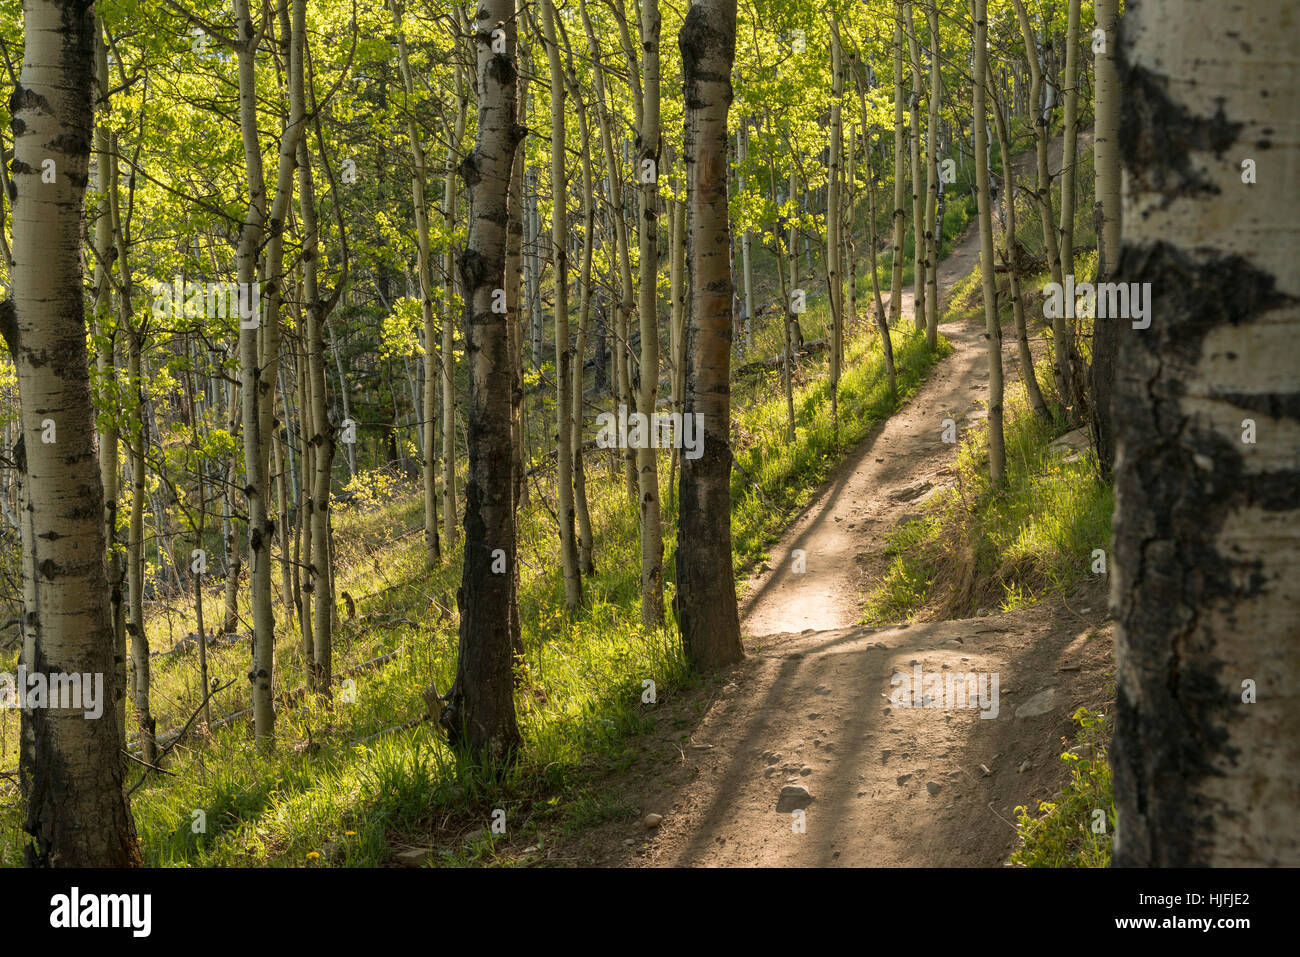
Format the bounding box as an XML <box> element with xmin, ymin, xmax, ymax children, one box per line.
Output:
<box><xmin>0</xmin><ymin>298</ymin><xmax>17</xmax><ymax>355</ymax></box>
<box><xmin>486</xmin><ymin>52</ymin><xmax>516</xmax><ymax>87</ymax></box>
<box><xmin>458</xmin><ymin>153</ymin><xmax>481</xmax><ymax>188</ymax></box>
<box><xmin>459</xmin><ymin>247</ymin><xmax>488</xmax><ymax>294</ymax></box>
<box><xmin>49</xmin><ymin>132</ymin><xmax>90</xmax><ymax>157</ymax></box>
<box><xmin>22</xmin><ymin>637</ymin><xmax>74</xmax><ymax>863</ymax></box>
<box><xmin>1116</xmin><ymin>48</ymin><xmax>1242</xmax><ymax>211</ymax></box>
<box><xmin>1110</xmin><ymin>240</ymin><xmax>1298</xmax><ymax>865</ymax></box>
<box><xmin>9</xmin><ymin>85</ymin><xmax>51</xmax><ymax>117</ymax></box>
<box><xmin>678</xmin><ymin>4</ymin><xmax>716</xmax><ymax>110</ymax></box>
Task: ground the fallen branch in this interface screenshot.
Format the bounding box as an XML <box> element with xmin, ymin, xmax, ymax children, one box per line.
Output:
<box><xmin>355</xmin><ymin>715</ymin><xmax>427</xmax><ymax>744</ymax></box>
<box><xmin>122</xmin><ymin>749</ymin><xmax>177</xmax><ymax>779</ymax></box>
<box><xmin>735</xmin><ymin>338</ymin><xmax>829</xmax><ymax>377</ymax></box>
<box><xmin>128</xmin><ymin>678</ymin><xmax>236</xmax><ymax>795</ymax></box>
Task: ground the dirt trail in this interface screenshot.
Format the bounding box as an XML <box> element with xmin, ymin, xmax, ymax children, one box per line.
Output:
<box><xmin>742</xmin><ymin>127</ymin><xmax>1093</xmax><ymax>636</ymax></box>
<box><xmin>543</xmin><ymin>131</ymin><xmax>1111</xmax><ymax>868</ymax></box>
<box><xmin>741</xmin><ymin>234</ymin><xmax>982</xmax><ymax>635</ymax></box>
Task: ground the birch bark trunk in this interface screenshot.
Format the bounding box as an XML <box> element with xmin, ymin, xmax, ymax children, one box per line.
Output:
<box><xmin>12</xmin><ymin>0</ymin><xmax>141</xmax><ymax>866</ymax></box>
<box><xmin>1111</xmin><ymin>0</ymin><xmax>1300</xmax><ymax>867</ymax></box>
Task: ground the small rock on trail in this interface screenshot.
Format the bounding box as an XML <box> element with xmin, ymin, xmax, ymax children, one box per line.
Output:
<box><xmin>776</xmin><ymin>785</ymin><xmax>813</xmax><ymax>813</ymax></box>
<box><xmin>1015</xmin><ymin>688</ymin><xmax>1058</xmax><ymax>719</ymax></box>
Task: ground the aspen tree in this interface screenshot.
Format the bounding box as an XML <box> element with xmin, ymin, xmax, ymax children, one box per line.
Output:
<box><xmin>235</xmin><ymin>0</ymin><xmax>302</xmax><ymax>748</ymax></box>
<box><xmin>676</xmin><ymin>0</ymin><xmax>744</xmax><ymax>670</ymax></box>
<box><xmin>442</xmin><ymin>50</ymin><xmax>468</xmax><ymax>548</ymax></box>
<box><xmin>1111</xmin><ymin>0</ymin><xmax>1300</xmax><ymax>866</ymax></box>
<box><xmin>298</xmin><ymin>42</ymin><xmax>343</xmax><ymax>695</ymax></box>
<box><xmin>635</xmin><ymin>0</ymin><xmax>665</xmax><ymax>624</ymax></box>
<box><xmin>989</xmin><ymin>61</ymin><xmax>1050</xmax><ymax>421</ymax></box>
<box><xmin>856</xmin><ymin>65</ymin><xmax>897</xmax><ymax>399</ymax></box>
<box><xmin>758</xmin><ymin>108</ymin><xmax>794</xmax><ymax>441</ymax></box>
<box><xmin>1012</xmin><ymin>0</ymin><xmax>1072</xmax><ymax>417</ymax></box>
<box><xmin>540</xmin><ymin>0</ymin><xmax>582</xmax><ymax>611</ymax></box>
<box><xmin>569</xmin><ymin>65</ymin><xmax>597</xmax><ymax>576</ymax></box>
<box><xmin>972</xmin><ymin>0</ymin><xmax>1006</xmax><ymax>487</ymax></box>
<box><xmin>90</xmin><ymin>18</ymin><xmax>127</xmax><ymax>744</ymax></box>
<box><xmin>923</xmin><ymin>0</ymin><xmax>941</xmax><ymax>347</ymax></box>
<box><xmin>738</xmin><ymin>124</ymin><xmax>756</xmax><ymax>354</ymax></box>
<box><xmin>579</xmin><ymin>0</ymin><xmax>638</xmax><ymax>503</ymax></box>
<box><xmin>1057</xmin><ymin>0</ymin><xmax>1081</xmax><ymax>278</ymax></box>
<box><xmin>508</xmin><ymin>3</ymin><xmax>528</xmax><ymax>522</ymax></box>
<box><xmin>440</xmin><ymin>0</ymin><xmax>525</xmax><ymax>761</ymax></box>
<box><xmin>102</xmin><ymin>121</ymin><xmax>156</xmax><ymax>766</ymax></box>
<box><xmin>827</xmin><ymin>20</ymin><xmax>845</xmax><ymax>429</ymax></box>
<box><xmin>11</xmin><ymin>0</ymin><xmax>141</xmax><ymax>866</ymax></box>
<box><xmin>391</xmin><ymin>0</ymin><xmax>441</xmax><ymax>566</ymax></box>
<box><xmin>903</xmin><ymin>1</ymin><xmax>926</xmax><ymax>332</ymax></box>
<box><xmin>1088</xmin><ymin>0</ymin><xmax>1121</xmax><ymax>474</ymax></box>
<box><xmin>890</xmin><ymin>2</ymin><xmax>907</xmax><ymax>325</ymax></box>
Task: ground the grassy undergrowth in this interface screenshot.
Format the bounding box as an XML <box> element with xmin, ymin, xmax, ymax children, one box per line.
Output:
<box><xmin>1009</xmin><ymin>706</ymin><xmax>1114</xmax><ymax>868</ymax></box>
<box><xmin>861</xmin><ymin>358</ymin><xmax>1113</xmax><ymax>625</ymax></box>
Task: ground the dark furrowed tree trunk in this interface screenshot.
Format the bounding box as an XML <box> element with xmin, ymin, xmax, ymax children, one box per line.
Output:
<box><xmin>440</xmin><ymin>0</ymin><xmax>525</xmax><ymax>763</ymax></box>
<box><xmin>674</xmin><ymin>0</ymin><xmax>743</xmax><ymax>671</ymax></box>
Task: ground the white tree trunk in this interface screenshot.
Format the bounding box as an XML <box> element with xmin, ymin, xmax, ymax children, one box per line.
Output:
<box><xmin>890</xmin><ymin>4</ymin><xmax>907</xmax><ymax>325</ymax></box>
<box><xmin>12</xmin><ymin>0</ymin><xmax>141</xmax><ymax>865</ymax></box>
<box><xmin>1110</xmin><ymin>0</ymin><xmax>1300</xmax><ymax>867</ymax></box>
<box><xmin>973</xmin><ymin>0</ymin><xmax>1005</xmax><ymax>487</ymax></box>
<box><xmin>541</xmin><ymin>0</ymin><xmax>582</xmax><ymax>612</ymax></box>
<box><xmin>1088</xmin><ymin>0</ymin><xmax>1122</xmax><ymax>472</ymax></box>
<box><xmin>635</xmin><ymin>0</ymin><xmax>664</xmax><ymax>624</ymax></box>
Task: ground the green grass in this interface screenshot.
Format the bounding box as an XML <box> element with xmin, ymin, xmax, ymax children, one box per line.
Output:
<box><xmin>861</xmin><ymin>360</ymin><xmax>1113</xmax><ymax>625</ymax></box>
<box><xmin>1009</xmin><ymin>706</ymin><xmax>1114</xmax><ymax>868</ymax></box>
